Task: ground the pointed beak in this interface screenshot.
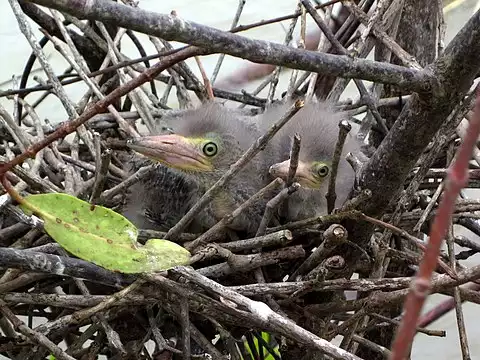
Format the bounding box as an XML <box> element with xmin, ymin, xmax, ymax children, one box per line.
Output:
<box><xmin>127</xmin><ymin>134</ymin><xmax>213</xmax><ymax>172</ymax></box>
<box><xmin>269</xmin><ymin>159</ymin><xmax>319</xmax><ymax>188</ymax></box>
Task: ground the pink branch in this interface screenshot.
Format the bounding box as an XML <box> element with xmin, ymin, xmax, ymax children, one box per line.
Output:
<box><xmin>390</xmin><ymin>89</ymin><xmax>480</xmax><ymax>359</ymax></box>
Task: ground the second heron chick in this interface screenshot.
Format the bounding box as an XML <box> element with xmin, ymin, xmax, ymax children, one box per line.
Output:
<box><xmin>264</xmin><ymin>101</ymin><xmax>361</xmax><ymax>221</ymax></box>
<box><xmin>127</xmin><ymin>102</ymin><xmax>275</xmax><ymax>235</ymax></box>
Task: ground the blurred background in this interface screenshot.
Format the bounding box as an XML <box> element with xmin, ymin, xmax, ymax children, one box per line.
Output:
<box><xmin>1</xmin><ymin>0</ymin><xmax>480</xmax><ymax>358</ymax></box>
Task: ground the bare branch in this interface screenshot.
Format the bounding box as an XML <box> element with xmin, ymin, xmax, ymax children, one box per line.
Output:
<box><xmin>25</xmin><ymin>0</ymin><xmax>432</xmax><ymax>91</ymax></box>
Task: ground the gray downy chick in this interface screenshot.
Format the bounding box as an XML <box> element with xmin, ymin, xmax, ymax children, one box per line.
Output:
<box><xmin>122</xmin><ymin>154</ymin><xmax>203</xmax><ymax>233</ymax></box>
<box><xmin>126</xmin><ymin>102</ymin><xmax>276</xmax><ymax>235</ymax></box>
<box><xmin>262</xmin><ymin>100</ymin><xmax>361</xmax><ymax>221</ymax></box>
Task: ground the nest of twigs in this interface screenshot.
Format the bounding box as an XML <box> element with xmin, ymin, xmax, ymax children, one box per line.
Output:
<box><xmin>2</xmin><ymin>1</ymin><xmax>480</xmax><ymax>360</ymax></box>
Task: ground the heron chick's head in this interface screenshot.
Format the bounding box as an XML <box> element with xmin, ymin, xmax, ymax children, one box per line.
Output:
<box><xmin>127</xmin><ymin>134</ymin><xmax>218</xmax><ymax>172</ymax></box>
<box><xmin>269</xmin><ymin>159</ymin><xmax>332</xmax><ymax>189</ymax></box>
<box><xmin>267</xmin><ymin>101</ymin><xmax>359</xmax><ymax>191</ymax></box>
<box><xmin>127</xmin><ymin>103</ymin><xmax>261</xmax><ymax>186</ymax></box>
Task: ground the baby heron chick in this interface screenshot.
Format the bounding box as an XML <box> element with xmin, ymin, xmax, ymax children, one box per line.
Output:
<box><xmin>122</xmin><ymin>156</ymin><xmax>202</xmax><ymax>232</ymax></box>
<box><xmin>126</xmin><ymin>103</ymin><xmax>274</xmax><ymax>235</ymax></box>
<box><xmin>265</xmin><ymin>101</ymin><xmax>361</xmax><ymax>221</ymax></box>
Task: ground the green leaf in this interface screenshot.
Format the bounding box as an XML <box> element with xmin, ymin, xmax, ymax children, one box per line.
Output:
<box><xmin>20</xmin><ymin>193</ymin><xmax>190</xmax><ymax>274</ymax></box>
<box><xmin>243</xmin><ymin>332</ymin><xmax>281</xmax><ymax>360</ymax></box>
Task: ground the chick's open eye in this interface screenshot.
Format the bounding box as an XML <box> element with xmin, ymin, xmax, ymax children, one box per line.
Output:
<box><xmin>202</xmin><ymin>142</ymin><xmax>218</xmax><ymax>157</ymax></box>
<box><xmin>317</xmin><ymin>165</ymin><xmax>329</xmax><ymax>177</ymax></box>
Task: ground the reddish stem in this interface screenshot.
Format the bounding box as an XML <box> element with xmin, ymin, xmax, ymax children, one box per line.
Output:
<box><xmin>417</xmin><ymin>282</ymin><xmax>480</xmax><ymax>328</ymax></box>
<box><xmin>390</xmin><ymin>90</ymin><xmax>480</xmax><ymax>359</ymax></box>
<box><xmin>0</xmin><ymin>46</ymin><xmax>201</xmax><ymax>178</ymax></box>
<box><xmin>0</xmin><ymin>175</ymin><xmax>25</xmax><ymax>205</ymax></box>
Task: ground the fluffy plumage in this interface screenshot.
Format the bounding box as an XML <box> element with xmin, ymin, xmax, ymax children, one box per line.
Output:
<box><xmin>124</xmin><ymin>102</ymin><xmax>276</xmax><ymax>234</ymax></box>
<box><xmin>122</xmin><ymin>156</ymin><xmax>204</xmax><ymax>232</ymax></box>
<box><xmin>261</xmin><ymin>100</ymin><xmax>361</xmax><ymax>221</ymax></box>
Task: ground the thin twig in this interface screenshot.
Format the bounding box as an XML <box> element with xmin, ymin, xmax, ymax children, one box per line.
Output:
<box><xmin>172</xmin><ymin>266</ymin><xmax>362</xmax><ymax>360</ymax></box>
<box><xmin>185</xmin><ymin>178</ymin><xmax>284</xmax><ymax>251</ymax></box>
<box><xmin>210</xmin><ymin>0</ymin><xmax>246</xmax><ymax>85</ymax></box>
<box><xmin>35</xmin><ymin>279</ymin><xmax>145</xmax><ymax>336</ymax></box>
<box><xmin>166</xmin><ymin>100</ymin><xmax>305</xmax><ymax>240</ymax></box>
<box><xmin>89</xmin><ymin>148</ymin><xmax>112</xmax><ymax>205</ymax></box>
<box><xmin>256</xmin><ymin>183</ymin><xmax>301</xmax><ymax>237</ymax></box>
<box><xmin>413</xmin><ymin>182</ymin><xmax>444</xmax><ymax>232</ymax></box>
<box><xmin>279</xmin><ymin>134</ymin><xmax>301</xmax><ymax>218</ymax></box>
<box><xmin>326</xmin><ymin>120</ymin><xmax>351</xmax><ymax>214</ymax></box>
<box><xmin>99</xmin><ymin>164</ymin><xmax>155</xmax><ymax>203</ymax></box>
<box><xmin>343</xmin><ymin>0</ymin><xmax>422</xmax><ymax>69</ymax></box>
<box><xmin>286</xmin><ymin>134</ymin><xmax>302</xmax><ymax>187</ymax></box>
<box><xmin>194</xmin><ymin>56</ymin><xmax>214</xmax><ymax>100</ymax></box>
<box><xmin>180</xmin><ymin>301</ymin><xmax>191</xmax><ymax>360</ymax></box>
<box><xmin>0</xmin><ymin>299</ymin><xmax>76</xmax><ymax>360</ymax></box>
<box><xmin>0</xmin><ymin>46</ymin><xmax>203</xmax><ymax>178</ymax></box>
<box><xmin>266</xmin><ymin>2</ymin><xmax>301</xmax><ymax>106</ymax></box>
<box><xmin>360</xmin><ymin>213</ymin><xmax>457</xmax><ymax>278</ymax></box>
<box><xmin>446</xmin><ymin>230</ymin><xmax>471</xmax><ymax>360</ymax></box>
<box><xmin>301</xmin><ymin>0</ymin><xmax>388</xmax><ymax>134</ymax></box>
<box><xmin>288</xmin><ymin>224</ymin><xmax>348</xmax><ymax>281</ymax></box>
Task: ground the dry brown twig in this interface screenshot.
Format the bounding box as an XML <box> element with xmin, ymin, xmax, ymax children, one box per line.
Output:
<box><xmin>1</xmin><ymin>1</ymin><xmax>480</xmax><ymax>359</ymax></box>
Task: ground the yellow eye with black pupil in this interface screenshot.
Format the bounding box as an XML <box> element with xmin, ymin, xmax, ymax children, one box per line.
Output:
<box><xmin>317</xmin><ymin>165</ymin><xmax>329</xmax><ymax>177</ymax></box>
<box><xmin>203</xmin><ymin>142</ymin><xmax>218</xmax><ymax>157</ymax></box>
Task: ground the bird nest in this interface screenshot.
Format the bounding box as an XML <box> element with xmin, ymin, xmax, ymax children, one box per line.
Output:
<box><xmin>1</xmin><ymin>1</ymin><xmax>480</xmax><ymax>360</ymax></box>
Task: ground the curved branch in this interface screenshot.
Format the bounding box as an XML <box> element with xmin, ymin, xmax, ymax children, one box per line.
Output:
<box><xmin>359</xmin><ymin>9</ymin><xmax>480</xmax><ymax>221</ymax></box>
<box><xmin>25</xmin><ymin>0</ymin><xmax>432</xmax><ymax>91</ymax></box>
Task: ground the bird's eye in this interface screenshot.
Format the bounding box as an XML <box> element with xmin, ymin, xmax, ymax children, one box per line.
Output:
<box><xmin>202</xmin><ymin>142</ymin><xmax>218</xmax><ymax>157</ymax></box>
<box><xmin>317</xmin><ymin>165</ymin><xmax>329</xmax><ymax>177</ymax></box>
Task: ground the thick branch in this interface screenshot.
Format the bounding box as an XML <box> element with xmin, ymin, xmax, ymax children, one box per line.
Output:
<box><xmin>358</xmin><ymin>9</ymin><xmax>480</xmax><ymax>222</ymax></box>
<box><xmin>25</xmin><ymin>0</ymin><xmax>432</xmax><ymax>91</ymax></box>
<box><xmin>0</xmin><ymin>247</ymin><xmax>133</xmax><ymax>288</ymax></box>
